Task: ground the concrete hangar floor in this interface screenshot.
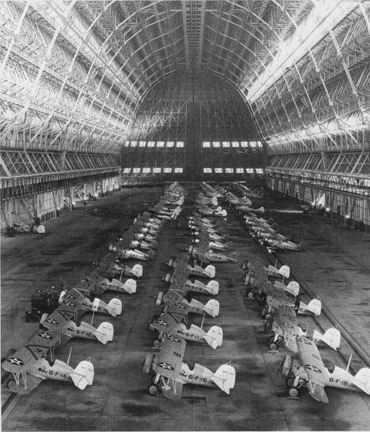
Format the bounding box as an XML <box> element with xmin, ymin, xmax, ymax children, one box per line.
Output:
<box><xmin>1</xmin><ymin>185</ymin><xmax>370</xmax><ymax>431</ymax></box>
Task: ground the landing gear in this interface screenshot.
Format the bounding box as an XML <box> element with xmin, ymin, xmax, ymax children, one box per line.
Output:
<box><xmin>288</xmin><ymin>387</ymin><xmax>299</xmax><ymax>398</ymax></box>
<box><xmin>152</xmin><ymin>339</ymin><xmax>161</xmax><ymax>349</ymax></box>
<box><xmin>269</xmin><ymin>341</ymin><xmax>278</xmax><ymax>351</ymax></box>
<box><xmin>148</xmin><ymin>384</ymin><xmax>159</xmax><ymax>396</ymax></box>
<box><xmin>264</xmin><ymin>317</ymin><xmax>273</xmax><ymax>333</ymax></box>
<box><xmin>7</xmin><ymin>379</ymin><xmax>16</xmax><ymax>390</ymax></box>
<box><xmin>286</xmin><ymin>376</ymin><xmax>296</xmax><ymax>388</ymax></box>
<box><xmin>142</xmin><ymin>353</ymin><xmax>153</xmax><ymax>374</ymax></box>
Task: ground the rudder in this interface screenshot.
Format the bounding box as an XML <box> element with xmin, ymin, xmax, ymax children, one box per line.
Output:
<box><xmin>71</xmin><ymin>360</ymin><xmax>94</xmax><ymax>390</ymax></box>
<box><xmin>211</xmin><ymin>364</ymin><xmax>236</xmax><ymax>394</ymax></box>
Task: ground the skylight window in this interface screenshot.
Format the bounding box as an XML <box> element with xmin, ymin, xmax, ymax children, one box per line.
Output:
<box><xmin>232</xmin><ymin>142</ymin><xmax>240</xmax><ymax>148</ymax></box>
<box><xmin>176</xmin><ymin>142</ymin><xmax>184</xmax><ymax>148</ymax></box>
<box><xmin>142</xmin><ymin>167</ymin><xmax>151</xmax><ymax>173</ymax></box>
<box><xmin>139</xmin><ymin>141</ymin><xmax>146</xmax><ymax>147</ymax></box>
<box><xmin>153</xmin><ymin>167</ymin><xmax>161</xmax><ymax>173</ymax></box>
<box><xmin>163</xmin><ymin>167</ymin><xmax>172</xmax><ymax>173</ymax></box>
<box><xmin>203</xmin><ymin>168</ymin><xmax>212</xmax><ymax>173</ymax></box>
<box><xmin>213</xmin><ymin>142</ymin><xmax>221</xmax><ymax>148</ymax></box>
<box><xmin>148</xmin><ymin>141</ymin><xmax>155</xmax><ymax>147</ymax></box>
<box><xmin>203</xmin><ymin>142</ymin><xmax>211</xmax><ymax>148</ymax></box>
<box><xmin>133</xmin><ymin>167</ymin><xmax>141</xmax><ymax>173</ymax></box>
<box><xmin>157</xmin><ymin>141</ymin><xmax>165</xmax><ymax>147</ymax></box>
<box><xmin>225</xmin><ymin>168</ymin><xmax>234</xmax><ymax>173</ymax></box>
<box><xmin>123</xmin><ymin>168</ymin><xmax>131</xmax><ymax>173</ymax></box>
<box><xmin>215</xmin><ymin>168</ymin><xmax>223</xmax><ymax>173</ymax></box>
<box><xmin>166</xmin><ymin>141</ymin><xmax>174</xmax><ymax>148</ymax></box>
<box><xmin>222</xmin><ymin>141</ymin><xmax>230</xmax><ymax>148</ymax></box>
<box><xmin>236</xmin><ymin>168</ymin><xmax>244</xmax><ymax>173</ymax></box>
<box><xmin>130</xmin><ymin>141</ymin><xmax>138</xmax><ymax>147</ymax></box>
<box><xmin>174</xmin><ymin>167</ymin><xmax>183</xmax><ymax>173</ymax></box>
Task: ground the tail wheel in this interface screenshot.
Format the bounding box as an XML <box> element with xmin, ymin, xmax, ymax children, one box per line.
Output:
<box><xmin>288</xmin><ymin>387</ymin><xmax>299</xmax><ymax>398</ymax></box>
<box><xmin>268</xmin><ymin>335</ymin><xmax>276</xmax><ymax>344</ymax></box>
<box><xmin>247</xmin><ymin>291</ymin><xmax>254</xmax><ymax>299</ymax></box>
<box><xmin>148</xmin><ymin>384</ymin><xmax>159</xmax><ymax>396</ymax></box>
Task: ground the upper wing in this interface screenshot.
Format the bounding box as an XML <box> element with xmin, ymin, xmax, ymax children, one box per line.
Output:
<box><xmin>275</xmin><ymin>305</ymin><xmax>299</xmax><ymax>353</ymax></box>
<box><xmin>151</xmin><ymin>311</ymin><xmax>186</xmax><ymax>333</ymax></box>
<box><xmin>296</xmin><ymin>335</ymin><xmax>329</xmax><ymax>403</ymax></box>
<box><xmin>42</xmin><ymin>288</ymin><xmax>83</xmax><ymax>331</ymax></box>
<box><xmin>154</xmin><ymin>334</ymin><xmax>186</xmax><ymax>380</ymax></box>
<box><xmin>2</xmin><ymin>328</ymin><xmax>59</xmax><ymax>375</ymax></box>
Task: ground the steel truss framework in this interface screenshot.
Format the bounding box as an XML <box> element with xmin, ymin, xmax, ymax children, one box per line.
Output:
<box><xmin>122</xmin><ymin>71</ymin><xmax>265</xmax><ymax>181</ymax></box>
<box><xmin>0</xmin><ymin>1</ymin><xmax>369</xmax><ymax>190</ymax></box>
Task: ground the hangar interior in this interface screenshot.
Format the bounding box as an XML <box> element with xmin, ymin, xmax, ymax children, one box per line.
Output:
<box><xmin>1</xmin><ymin>2</ymin><xmax>370</xmax><ymax>430</ymax></box>
<box><xmin>0</xmin><ymin>0</ymin><xmax>369</xmax><ymax>231</ymax></box>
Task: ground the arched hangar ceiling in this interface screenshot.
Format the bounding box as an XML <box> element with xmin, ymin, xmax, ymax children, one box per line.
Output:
<box><xmin>0</xmin><ymin>0</ymin><xmax>369</xmax><ymax>156</ymax></box>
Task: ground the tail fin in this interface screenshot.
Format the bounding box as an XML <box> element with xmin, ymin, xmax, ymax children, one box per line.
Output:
<box><xmin>220</xmin><ymin>209</ymin><xmax>227</xmax><ymax>217</ymax></box>
<box><xmin>123</xmin><ymin>278</ymin><xmax>137</xmax><ymax>294</ymax></box>
<box><xmin>286</xmin><ymin>281</ymin><xmax>300</xmax><ymax>297</ymax></box>
<box><xmin>278</xmin><ymin>265</ymin><xmax>290</xmax><ymax>279</ymax></box>
<box><xmin>206</xmin><ymin>280</ymin><xmax>219</xmax><ymax>295</ymax></box>
<box><xmin>70</xmin><ymin>360</ymin><xmax>94</xmax><ymax>390</ymax></box>
<box><xmin>204</xmin><ymin>265</ymin><xmax>216</xmax><ymax>278</ymax></box>
<box><xmin>317</xmin><ymin>327</ymin><xmax>341</xmax><ymax>350</ymax></box>
<box><xmin>107</xmin><ymin>299</ymin><xmax>122</xmax><ymax>316</ymax></box>
<box><xmin>211</xmin><ymin>364</ymin><xmax>236</xmax><ymax>394</ymax></box>
<box><xmin>131</xmin><ymin>264</ymin><xmax>143</xmax><ymax>278</ymax></box>
<box><xmin>204</xmin><ymin>299</ymin><xmax>220</xmax><ymax>318</ymax></box>
<box><xmin>94</xmin><ymin>322</ymin><xmax>114</xmax><ymax>344</ymax></box>
<box><xmin>204</xmin><ymin>326</ymin><xmax>223</xmax><ymax>349</ymax></box>
<box><xmin>306</xmin><ymin>299</ymin><xmax>321</xmax><ymax>316</ymax></box>
<box><xmin>353</xmin><ymin>368</ymin><xmax>370</xmax><ymax>395</ymax></box>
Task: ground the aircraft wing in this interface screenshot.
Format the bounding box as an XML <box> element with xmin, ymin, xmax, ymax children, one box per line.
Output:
<box><xmin>296</xmin><ymin>335</ymin><xmax>329</xmax><ymax>403</ymax></box>
<box><xmin>42</xmin><ymin>287</ymin><xmax>85</xmax><ymax>331</ymax></box>
<box><xmin>154</xmin><ymin>334</ymin><xmax>186</xmax><ymax>380</ymax></box>
<box><xmin>2</xmin><ymin>328</ymin><xmax>59</xmax><ymax>375</ymax></box>
<box><xmin>152</xmin><ymin>311</ymin><xmax>186</xmax><ymax>333</ymax></box>
<box><xmin>275</xmin><ymin>305</ymin><xmax>299</xmax><ymax>353</ymax></box>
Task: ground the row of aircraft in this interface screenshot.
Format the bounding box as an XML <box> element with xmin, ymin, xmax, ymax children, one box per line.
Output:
<box><xmin>215</xmin><ymin>182</ymin><xmax>370</xmax><ymax>404</ymax></box>
<box><xmin>141</xmin><ymin>185</ymin><xmax>238</xmax><ymax>399</ymax></box>
<box><xmin>1</xmin><ymin>182</ymin><xmax>184</xmax><ymax>395</ymax></box>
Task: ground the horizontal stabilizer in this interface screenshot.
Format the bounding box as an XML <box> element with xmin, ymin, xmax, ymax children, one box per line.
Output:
<box><xmin>211</xmin><ymin>364</ymin><xmax>236</xmax><ymax>394</ymax></box>
<box><xmin>353</xmin><ymin>368</ymin><xmax>370</xmax><ymax>395</ymax></box>
<box><xmin>107</xmin><ymin>298</ymin><xmax>122</xmax><ymax>316</ymax></box>
<box><xmin>123</xmin><ymin>278</ymin><xmax>137</xmax><ymax>294</ymax></box>
<box><xmin>204</xmin><ymin>299</ymin><xmax>220</xmax><ymax>318</ymax></box>
<box><xmin>207</xmin><ymin>280</ymin><xmax>219</xmax><ymax>295</ymax></box>
<box><xmin>95</xmin><ymin>322</ymin><xmax>114</xmax><ymax>344</ymax></box>
<box><xmin>319</xmin><ymin>328</ymin><xmax>341</xmax><ymax>350</ymax></box>
<box><xmin>131</xmin><ymin>264</ymin><xmax>143</xmax><ymax>278</ymax></box>
<box><xmin>204</xmin><ymin>326</ymin><xmax>223</xmax><ymax>349</ymax></box>
<box><xmin>71</xmin><ymin>360</ymin><xmax>94</xmax><ymax>390</ymax></box>
<box><xmin>204</xmin><ymin>265</ymin><xmax>216</xmax><ymax>278</ymax></box>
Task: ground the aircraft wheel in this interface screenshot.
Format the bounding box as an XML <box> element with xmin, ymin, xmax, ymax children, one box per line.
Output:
<box><xmin>269</xmin><ymin>342</ymin><xmax>278</xmax><ymax>351</ymax></box>
<box><xmin>7</xmin><ymin>379</ymin><xmax>16</xmax><ymax>390</ymax></box>
<box><xmin>268</xmin><ymin>335</ymin><xmax>276</xmax><ymax>344</ymax></box>
<box><xmin>142</xmin><ymin>353</ymin><xmax>153</xmax><ymax>374</ymax></box>
<box><xmin>246</xmin><ymin>291</ymin><xmax>254</xmax><ymax>299</ymax></box>
<box><xmin>152</xmin><ymin>339</ymin><xmax>161</xmax><ymax>349</ymax></box>
<box><xmin>288</xmin><ymin>387</ymin><xmax>299</xmax><ymax>398</ymax></box>
<box><xmin>265</xmin><ymin>313</ymin><xmax>272</xmax><ymax>320</ymax></box>
<box><xmin>286</xmin><ymin>376</ymin><xmax>296</xmax><ymax>388</ymax></box>
<box><xmin>148</xmin><ymin>384</ymin><xmax>159</xmax><ymax>396</ymax></box>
